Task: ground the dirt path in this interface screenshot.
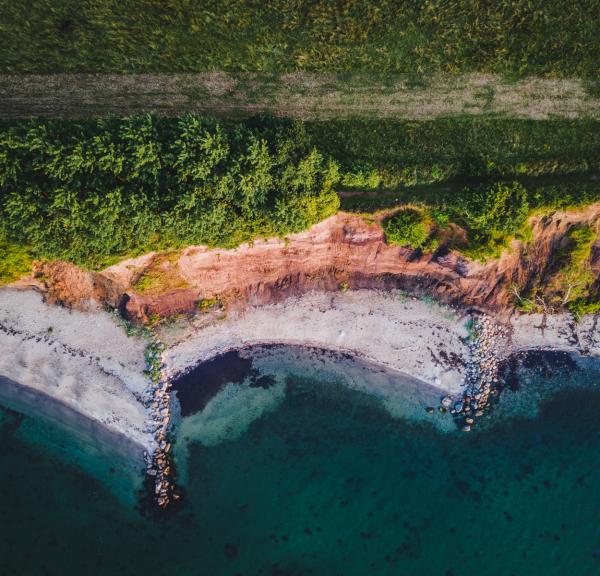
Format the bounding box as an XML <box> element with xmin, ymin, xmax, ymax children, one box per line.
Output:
<box><xmin>1</xmin><ymin>72</ymin><xmax>600</xmax><ymax>119</ymax></box>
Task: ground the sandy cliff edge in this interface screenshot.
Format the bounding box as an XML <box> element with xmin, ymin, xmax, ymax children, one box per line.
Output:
<box><xmin>4</xmin><ymin>206</ymin><xmax>600</xmax><ymax>446</ymax></box>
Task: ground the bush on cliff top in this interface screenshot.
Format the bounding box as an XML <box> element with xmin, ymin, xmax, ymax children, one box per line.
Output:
<box><xmin>450</xmin><ymin>181</ymin><xmax>530</xmax><ymax>259</ymax></box>
<box><xmin>513</xmin><ymin>224</ymin><xmax>600</xmax><ymax>317</ymax></box>
<box><xmin>382</xmin><ymin>209</ymin><xmax>434</xmax><ymax>251</ymax></box>
<box><xmin>379</xmin><ymin>180</ymin><xmax>600</xmax><ymax>261</ymax></box>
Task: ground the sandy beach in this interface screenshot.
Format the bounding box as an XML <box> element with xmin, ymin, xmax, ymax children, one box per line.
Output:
<box><xmin>3</xmin><ymin>286</ymin><xmax>600</xmax><ymax>450</ymax></box>
<box><xmin>0</xmin><ymin>289</ymin><xmax>150</xmax><ymax>448</ymax></box>
<box><xmin>161</xmin><ymin>290</ymin><xmax>472</xmax><ymax>395</ymax></box>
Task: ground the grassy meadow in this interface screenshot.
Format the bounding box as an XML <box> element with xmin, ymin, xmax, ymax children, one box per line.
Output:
<box><xmin>1</xmin><ymin>1</ymin><xmax>599</xmax><ymax>82</ymax></box>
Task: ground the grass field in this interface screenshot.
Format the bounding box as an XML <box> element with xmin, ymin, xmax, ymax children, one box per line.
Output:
<box><xmin>1</xmin><ymin>1</ymin><xmax>599</xmax><ymax>81</ymax></box>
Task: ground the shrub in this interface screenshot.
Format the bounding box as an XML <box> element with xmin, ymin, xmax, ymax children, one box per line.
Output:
<box><xmin>197</xmin><ymin>297</ymin><xmax>219</xmax><ymax>311</ymax></box>
<box><xmin>557</xmin><ymin>226</ymin><xmax>598</xmax><ymax>313</ymax></box>
<box><xmin>383</xmin><ymin>209</ymin><xmax>431</xmax><ymax>250</ymax></box>
<box><xmin>513</xmin><ymin>225</ymin><xmax>600</xmax><ymax>317</ymax></box>
<box><xmin>453</xmin><ymin>181</ymin><xmax>530</xmax><ymax>258</ymax></box>
<box><xmin>568</xmin><ymin>300</ymin><xmax>600</xmax><ymax>319</ymax></box>
<box><xmin>340</xmin><ymin>163</ymin><xmax>381</xmax><ymax>190</ymax></box>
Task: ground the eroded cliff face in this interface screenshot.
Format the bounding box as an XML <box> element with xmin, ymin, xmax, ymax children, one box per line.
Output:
<box><xmin>25</xmin><ymin>207</ymin><xmax>600</xmax><ymax>323</ymax></box>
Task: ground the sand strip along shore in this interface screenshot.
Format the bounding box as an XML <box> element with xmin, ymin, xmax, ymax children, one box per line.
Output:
<box><xmin>3</xmin><ymin>287</ymin><xmax>600</xmax><ymax>453</ymax></box>
<box><xmin>0</xmin><ymin>289</ymin><xmax>151</xmax><ymax>449</ymax></box>
<box><xmin>160</xmin><ymin>290</ymin><xmax>600</xmax><ymax>386</ymax></box>
<box><xmin>160</xmin><ymin>290</ymin><xmax>472</xmax><ymax>395</ymax></box>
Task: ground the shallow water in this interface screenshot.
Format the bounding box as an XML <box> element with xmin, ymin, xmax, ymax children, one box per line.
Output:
<box><xmin>1</xmin><ymin>348</ymin><xmax>600</xmax><ymax>575</ymax></box>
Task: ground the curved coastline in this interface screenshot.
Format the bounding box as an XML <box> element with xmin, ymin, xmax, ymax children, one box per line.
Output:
<box><xmin>160</xmin><ymin>290</ymin><xmax>472</xmax><ymax>395</ymax></box>
<box><xmin>0</xmin><ymin>288</ymin><xmax>150</xmax><ymax>448</ymax></box>
<box><xmin>0</xmin><ymin>375</ymin><xmax>145</xmax><ymax>463</ymax></box>
<box><xmin>173</xmin><ymin>343</ymin><xmax>462</xmax><ymax>443</ymax></box>
<box><xmin>169</xmin><ymin>342</ymin><xmax>600</xmax><ymax>458</ymax></box>
<box><xmin>3</xmin><ymin>287</ymin><xmax>600</xmax><ymax>455</ymax></box>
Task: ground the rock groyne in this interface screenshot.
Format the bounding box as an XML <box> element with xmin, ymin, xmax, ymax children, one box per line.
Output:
<box><xmin>143</xmin><ymin>339</ymin><xmax>178</xmax><ymax>509</ymax></box>
<box><xmin>437</xmin><ymin>315</ymin><xmax>508</xmax><ymax>430</ymax></box>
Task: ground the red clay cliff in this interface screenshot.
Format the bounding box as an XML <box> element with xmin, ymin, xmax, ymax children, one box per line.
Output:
<box><xmin>26</xmin><ymin>207</ymin><xmax>600</xmax><ymax>323</ymax></box>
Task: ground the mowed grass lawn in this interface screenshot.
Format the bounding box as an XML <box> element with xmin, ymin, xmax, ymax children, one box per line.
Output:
<box><xmin>1</xmin><ymin>0</ymin><xmax>599</xmax><ymax>80</ymax></box>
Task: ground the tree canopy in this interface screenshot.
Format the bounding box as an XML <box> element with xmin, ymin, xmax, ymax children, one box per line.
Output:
<box><xmin>0</xmin><ymin>115</ymin><xmax>340</xmax><ymax>268</ymax></box>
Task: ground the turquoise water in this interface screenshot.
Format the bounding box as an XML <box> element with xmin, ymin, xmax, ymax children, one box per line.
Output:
<box><xmin>1</xmin><ymin>348</ymin><xmax>600</xmax><ymax>575</ymax></box>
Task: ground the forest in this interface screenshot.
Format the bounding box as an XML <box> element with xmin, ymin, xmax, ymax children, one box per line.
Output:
<box><xmin>0</xmin><ymin>115</ymin><xmax>340</xmax><ymax>276</ymax></box>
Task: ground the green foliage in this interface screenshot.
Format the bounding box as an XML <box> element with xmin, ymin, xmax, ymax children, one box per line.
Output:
<box><xmin>0</xmin><ymin>115</ymin><xmax>340</xmax><ymax>269</ymax></box>
<box><xmin>1</xmin><ymin>1</ymin><xmax>599</xmax><ymax>79</ymax></box>
<box><xmin>310</xmin><ymin>118</ymin><xmax>600</xmax><ymax>196</ymax></box>
<box><xmin>559</xmin><ymin>226</ymin><xmax>598</xmax><ymax>314</ymax></box>
<box><xmin>133</xmin><ymin>253</ymin><xmax>190</xmax><ymax>295</ymax></box>
<box><xmin>197</xmin><ymin>297</ymin><xmax>219</xmax><ymax>311</ymax></box>
<box><xmin>366</xmin><ymin>166</ymin><xmax>600</xmax><ymax>261</ymax></box>
<box><xmin>340</xmin><ymin>163</ymin><xmax>381</xmax><ymax>190</ymax></box>
<box><xmin>431</xmin><ymin>210</ymin><xmax>450</xmax><ymax>228</ymax></box>
<box><xmin>449</xmin><ymin>180</ymin><xmax>600</xmax><ymax>260</ymax></box>
<box><xmin>452</xmin><ymin>182</ymin><xmax>530</xmax><ymax>258</ymax></box>
<box><xmin>382</xmin><ymin>209</ymin><xmax>432</xmax><ymax>250</ymax></box>
<box><xmin>0</xmin><ymin>232</ymin><xmax>32</xmax><ymax>284</ymax></box>
<box><xmin>568</xmin><ymin>300</ymin><xmax>600</xmax><ymax>319</ymax></box>
<box><xmin>3</xmin><ymin>111</ymin><xmax>600</xmax><ymax>301</ymax></box>
<box><xmin>513</xmin><ymin>225</ymin><xmax>600</xmax><ymax>317</ymax></box>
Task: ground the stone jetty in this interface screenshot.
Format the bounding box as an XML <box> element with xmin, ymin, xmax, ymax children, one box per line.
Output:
<box><xmin>436</xmin><ymin>315</ymin><xmax>508</xmax><ymax>431</ymax></box>
<box><xmin>453</xmin><ymin>316</ymin><xmax>507</xmax><ymax>430</ymax></box>
<box><xmin>143</xmin><ymin>339</ymin><xmax>178</xmax><ymax>509</ymax></box>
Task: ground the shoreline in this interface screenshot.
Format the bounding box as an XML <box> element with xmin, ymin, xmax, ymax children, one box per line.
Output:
<box><xmin>174</xmin><ymin>343</ymin><xmax>465</xmax><ymax>434</ymax></box>
<box><xmin>160</xmin><ymin>290</ymin><xmax>472</xmax><ymax>395</ymax></box>
<box><xmin>0</xmin><ymin>288</ymin><xmax>151</xmax><ymax>449</ymax></box>
<box><xmin>2</xmin><ymin>287</ymin><xmax>600</xmax><ymax>456</ymax></box>
<box><xmin>0</xmin><ymin>374</ymin><xmax>145</xmax><ymax>468</ymax></box>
